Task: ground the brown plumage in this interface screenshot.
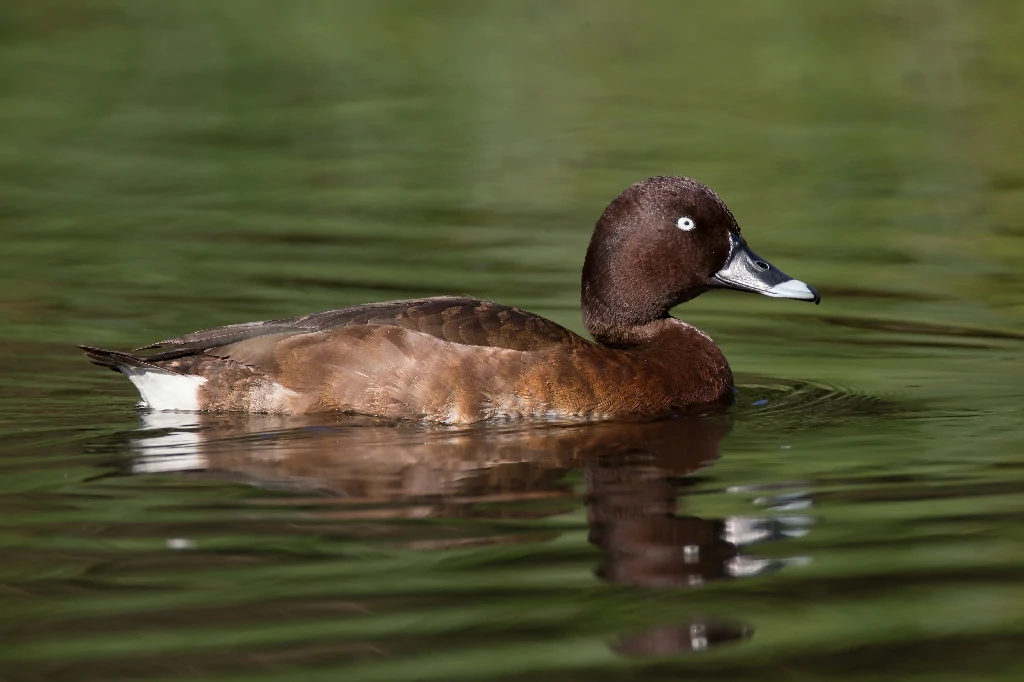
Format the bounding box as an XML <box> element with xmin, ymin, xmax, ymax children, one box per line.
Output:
<box><xmin>81</xmin><ymin>176</ymin><xmax>820</xmax><ymax>422</ymax></box>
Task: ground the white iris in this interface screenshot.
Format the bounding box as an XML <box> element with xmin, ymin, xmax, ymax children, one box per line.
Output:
<box><xmin>677</xmin><ymin>216</ymin><xmax>696</xmax><ymax>231</ymax></box>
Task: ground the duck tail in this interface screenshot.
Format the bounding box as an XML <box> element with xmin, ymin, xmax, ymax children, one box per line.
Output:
<box><xmin>78</xmin><ymin>345</ymin><xmax>185</xmax><ymax>375</ymax></box>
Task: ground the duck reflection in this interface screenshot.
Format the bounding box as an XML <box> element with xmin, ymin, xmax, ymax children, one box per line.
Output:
<box><xmin>130</xmin><ymin>410</ymin><xmax>812</xmax><ymax>655</ymax></box>
<box><xmin>585</xmin><ymin>422</ymin><xmax>811</xmax><ymax>587</ymax></box>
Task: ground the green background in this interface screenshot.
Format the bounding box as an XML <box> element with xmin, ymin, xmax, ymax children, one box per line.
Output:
<box><xmin>1</xmin><ymin>1</ymin><xmax>1022</xmax><ymax>680</ymax></box>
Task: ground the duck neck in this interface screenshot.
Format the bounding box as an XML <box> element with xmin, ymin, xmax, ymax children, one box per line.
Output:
<box><xmin>582</xmin><ymin>285</ymin><xmax>678</xmax><ymax>349</ymax></box>
<box><xmin>581</xmin><ymin>239</ymin><xmax>696</xmax><ymax>348</ymax></box>
<box><xmin>581</xmin><ymin>265</ymin><xmax>730</xmax><ymax>377</ymax></box>
<box><xmin>593</xmin><ymin>317</ymin><xmax>734</xmax><ymax>404</ymax></box>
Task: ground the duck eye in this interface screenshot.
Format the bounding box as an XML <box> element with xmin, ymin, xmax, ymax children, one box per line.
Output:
<box><xmin>676</xmin><ymin>216</ymin><xmax>696</xmax><ymax>231</ymax></box>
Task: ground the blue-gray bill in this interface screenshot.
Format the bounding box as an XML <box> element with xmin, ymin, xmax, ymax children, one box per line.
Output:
<box><xmin>709</xmin><ymin>232</ymin><xmax>821</xmax><ymax>304</ymax></box>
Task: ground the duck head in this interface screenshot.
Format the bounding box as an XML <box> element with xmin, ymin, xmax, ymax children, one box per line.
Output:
<box><xmin>582</xmin><ymin>176</ymin><xmax>819</xmax><ymax>345</ymax></box>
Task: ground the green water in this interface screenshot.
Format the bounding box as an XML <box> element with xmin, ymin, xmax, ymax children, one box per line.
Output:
<box><xmin>2</xmin><ymin>1</ymin><xmax>1023</xmax><ymax>680</ymax></box>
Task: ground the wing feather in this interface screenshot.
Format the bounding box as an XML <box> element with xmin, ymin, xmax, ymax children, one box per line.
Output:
<box><xmin>134</xmin><ymin>297</ymin><xmax>590</xmax><ymax>371</ymax></box>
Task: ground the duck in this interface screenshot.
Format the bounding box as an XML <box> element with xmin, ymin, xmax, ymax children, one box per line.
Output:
<box><xmin>81</xmin><ymin>176</ymin><xmax>820</xmax><ymax>423</ymax></box>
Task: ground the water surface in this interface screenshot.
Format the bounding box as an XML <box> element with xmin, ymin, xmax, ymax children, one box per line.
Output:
<box><xmin>1</xmin><ymin>2</ymin><xmax>1023</xmax><ymax>681</ymax></box>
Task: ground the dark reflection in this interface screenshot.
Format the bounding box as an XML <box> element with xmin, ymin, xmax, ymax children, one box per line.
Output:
<box><xmin>586</xmin><ymin>421</ymin><xmax>811</xmax><ymax>588</ymax></box>
<box><xmin>130</xmin><ymin>410</ymin><xmax>813</xmax><ymax>656</ymax></box>
<box><xmin>586</xmin><ymin>417</ymin><xmax>731</xmax><ymax>589</ymax></box>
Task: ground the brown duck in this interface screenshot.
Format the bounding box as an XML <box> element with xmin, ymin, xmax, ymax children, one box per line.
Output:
<box><xmin>81</xmin><ymin>176</ymin><xmax>820</xmax><ymax>422</ymax></box>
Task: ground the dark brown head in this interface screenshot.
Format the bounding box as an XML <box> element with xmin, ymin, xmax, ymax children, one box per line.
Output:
<box><xmin>581</xmin><ymin>176</ymin><xmax>819</xmax><ymax>346</ymax></box>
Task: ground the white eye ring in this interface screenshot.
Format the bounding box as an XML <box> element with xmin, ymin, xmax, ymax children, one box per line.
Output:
<box><xmin>676</xmin><ymin>216</ymin><xmax>696</xmax><ymax>231</ymax></box>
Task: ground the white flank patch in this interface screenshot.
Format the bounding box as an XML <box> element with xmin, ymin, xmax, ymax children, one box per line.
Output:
<box><xmin>260</xmin><ymin>381</ymin><xmax>300</xmax><ymax>412</ymax></box>
<box><xmin>121</xmin><ymin>367</ymin><xmax>208</xmax><ymax>411</ymax></box>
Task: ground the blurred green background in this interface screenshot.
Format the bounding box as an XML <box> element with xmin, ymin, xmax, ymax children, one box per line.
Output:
<box><xmin>1</xmin><ymin>1</ymin><xmax>1023</xmax><ymax>681</ymax></box>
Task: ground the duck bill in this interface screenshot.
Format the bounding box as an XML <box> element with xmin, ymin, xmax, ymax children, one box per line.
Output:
<box><xmin>709</xmin><ymin>233</ymin><xmax>820</xmax><ymax>304</ymax></box>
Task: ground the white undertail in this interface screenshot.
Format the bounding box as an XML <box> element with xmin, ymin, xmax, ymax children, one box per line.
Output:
<box><xmin>121</xmin><ymin>367</ymin><xmax>208</xmax><ymax>411</ymax></box>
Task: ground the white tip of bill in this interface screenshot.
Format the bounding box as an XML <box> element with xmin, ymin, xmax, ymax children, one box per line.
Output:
<box><xmin>765</xmin><ymin>279</ymin><xmax>817</xmax><ymax>301</ymax></box>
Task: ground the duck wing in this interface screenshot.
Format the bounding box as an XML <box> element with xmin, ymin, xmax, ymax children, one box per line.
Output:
<box><xmin>135</xmin><ymin>296</ymin><xmax>590</xmax><ymax>364</ymax></box>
